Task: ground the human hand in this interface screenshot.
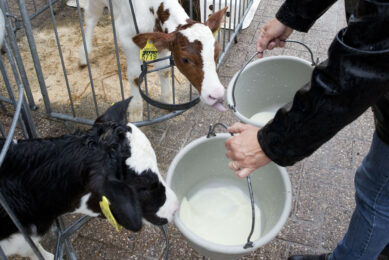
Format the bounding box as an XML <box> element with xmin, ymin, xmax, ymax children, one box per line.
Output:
<box><xmin>256</xmin><ymin>18</ymin><xmax>293</xmax><ymax>58</ymax></box>
<box><xmin>225</xmin><ymin>122</ymin><xmax>271</xmax><ymax>178</ymax></box>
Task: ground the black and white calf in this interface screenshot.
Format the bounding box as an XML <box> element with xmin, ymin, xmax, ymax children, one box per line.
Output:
<box><xmin>0</xmin><ymin>98</ymin><xmax>178</xmax><ymax>259</ymax></box>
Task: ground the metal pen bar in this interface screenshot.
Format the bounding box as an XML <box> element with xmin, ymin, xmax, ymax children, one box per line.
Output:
<box><xmin>0</xmin><ymin>81</ymin><xmax>22</xmax><ymax>163</ymax></box>
<box><xmin>59</xmin><ymin>215</ymin><xmax>91</xmax><ymax>240</ymax></box>
<box><xmin>108</xmin><ymin>0</ymin><xmax>125</xmax><ymax>100</ymax></box>
<box><xmin>217</xmin><ymin>0</ymin><xmax>253</xmax><ymax>68</ymax></box>
<box><xmin>203</xmin><ymin>0</ymin><xmax>207</xmax><ymax>23</ymax></box>
<box><xmin>57</xmin><ymin>217</ymin><xmax>77</xmax><ymax>260</ymax></box>
<box><xmin>189</xmin><ymin>0</ymin><xmax>193</xmax><ymax>19</ymax></box>
<box><xmin>0</xmin><ymin>245</ymin><xmax>6</xmax><ymax>260</ymax></box>
<box><xmin>228</xmin><ymin>0</ymin><xmax>232</xmax><ymax>41</ymax></box>
<box><xmin>134</xmin><ymin>110</ymin><xmax>186</xmax><ymax>127</ymax></box>
<box><xmin>76</xmin><ymin>0</ymin><xmax>99</xmax><ymax>116</ymax></box>
<box><xmin>222</xmin><ymin>0</ymin><xmax>227</xmax><ymax>52</ymax></box>
<box><xmin>0</xmin><ymin>1</ymin><xmax>37</xmax><ymax>110</ymax></box>
<box><xmin>128</xmin><ymin>0</ymin><xmax>139</xmax><ymax>34</ymax></box>
<box><xmin>171</xmin><ymin>63</ymin><xmax>176</xmax><ymax>105</ymax></box>
<box><xmin>0</xmin><ymin>53</ymin><xmax>33</xmax><ymax>138</ymax></box>
<box><xmin>0</xmin><ymin>96</ymin><xmax>12</xmax><ymax>104</ymax></box>
<box><xmin>1</xmin><ymin>39</ymin><xmax>37</xmax><ymax>138</ymax></box>
<box><xmin>32</xmin><ymin>0</ymin><xmax>38</xmax><ymax>12</ymax></box>
<box><xmin>50</xmin><ymin>112</ymin><xmax>94</xmax><ymax>125</ymax></box>
<box><xmin>28</xmin><ymin>0</ymin><xmax>62</xmax><ymax>21</ymax></box>
<box><xmin>0</xmin><ymin>121</ymin><xmax>5</xmax><ymax>138</ymax></box>
<box><xmin>233</xmin><ymin>0</ymin><xmax>238</xmax><ymax>31</ymax></box>
<box><xmin>48</xmin><ymin>0</ymin><xmax>76</xmax><ymax>117</ymax></box>
<box><xmin>53</xmin><ymin>216</ymin><xmax>91</xmax><ymax>260</ymax></box>
<box><xmin>237</xmin><ymin>0</ymin><xmax>242</xmax><ymax>25</ymax></box>
<box><xmin>0</xmin><ymin>82</ymin><xmax>44</xmax><ymax>259</ymax></box>
<box><xmin>18</xmin><ymin>0</ymin><xmax>50</xmax><ymax>112</ymax></box>
<box><xmin>144</xmin><ymin>64</ymin><xmax>151</xmax><ymax>120</ymax></box>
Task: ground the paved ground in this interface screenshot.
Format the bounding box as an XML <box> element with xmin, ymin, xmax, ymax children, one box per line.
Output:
<box><xmin>3</xmin><ymin>0</ymin><xmax>386</xmax><ymax>259</ymax></box>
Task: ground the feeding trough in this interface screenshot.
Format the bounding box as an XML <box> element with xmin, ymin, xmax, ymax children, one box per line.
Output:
<box><xmin>227</xmin><ymin>40</ymin><xmax>316</xmax><ymax>127</ymax></box>
<box><xmin>166</xmin><ymin>125</ymin><xmax>292</xmax><ymax>259</ymax></box>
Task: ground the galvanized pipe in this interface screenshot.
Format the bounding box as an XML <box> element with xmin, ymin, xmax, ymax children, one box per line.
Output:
<box><xmin>17</xmin><ymin>0</ymin><xmax>51</xmax><ymax>113</ymax></box>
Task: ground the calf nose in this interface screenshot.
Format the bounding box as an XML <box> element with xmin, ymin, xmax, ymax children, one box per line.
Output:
<box><xmin>208</xmin><ymin>95</ymin><xmax>224</xmax><ymax>104</ymax></box>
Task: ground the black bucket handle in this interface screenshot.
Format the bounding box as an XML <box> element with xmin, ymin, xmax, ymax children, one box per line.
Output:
<box><xmin>229</xmin><ymin>40</ymin><xmax>318</xmax><ymax>112</ymax></box>
<box><xmin>206</xmin><ymin>123</ymin><xmax>256</xmax><ymax>249</ymax></box>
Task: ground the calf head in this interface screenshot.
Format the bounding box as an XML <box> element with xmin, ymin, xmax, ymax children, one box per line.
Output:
<box><xmin>133</xmin><ymin>8</ymin><xmax>228</xmax><ymax>111</ymax></box>
<box><xmin>87</xmin><ymin>98</ymin><xmax>178</xmax><ymax>231</ymax></box>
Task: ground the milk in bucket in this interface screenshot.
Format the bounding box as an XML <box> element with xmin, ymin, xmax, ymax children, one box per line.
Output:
<box><xmin>179</xmin><ymin>180</ymin><xmax>261</xmax><ymax>246</ymax></box>
<box><xmin>249</xmin><ymin>104</ymin><xmax>284</xmax><ymax>125</ymax></box>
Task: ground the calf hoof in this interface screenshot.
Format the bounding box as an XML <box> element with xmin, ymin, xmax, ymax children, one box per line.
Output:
<box><xmin>78</xmin><ymin>48</ymin><xmax>88</xmax><ymax>67</ymax></box>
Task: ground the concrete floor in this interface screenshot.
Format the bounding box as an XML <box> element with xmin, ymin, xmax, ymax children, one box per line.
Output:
<box><xmin>3</xmin><ymin>0</ymin><xmax>386</xmax><ymax>259</ymax></box>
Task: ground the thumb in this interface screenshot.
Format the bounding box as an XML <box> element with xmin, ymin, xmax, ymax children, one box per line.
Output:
<box><xmin>236</xmin><ymin>168</ymin><xmax>255</xmax><ymax>178</ymax></box>
<box><xmin>227</xmin><ymin>122</ymin><xmax>247</xmax><ymax>134</ymax></box>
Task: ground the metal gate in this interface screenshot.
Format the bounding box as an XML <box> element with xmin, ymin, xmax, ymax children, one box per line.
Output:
<box><xmin>1</xmin><ymin>0</ymin><xmax>254</xmax><ymax>127</ymax></box>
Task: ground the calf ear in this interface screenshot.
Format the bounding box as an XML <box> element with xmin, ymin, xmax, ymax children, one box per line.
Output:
<box><xmin>132</xmin><ymin>32</ymin><xmax>174</xmax><ymax>52</ymax></box>
<box><xmin>103</xmin><ymin>179</ymin><xmax>143</xmax><ymax>232</ymax></box>
<box><xmin>205</xmin><ymin>7</ymin><xmax>228</xmax><ymax>34</ymax></box>
<box><xmin>95</xmin><ymin>97</ymin><xmax>132</xmax><ymax>124</ymax></box>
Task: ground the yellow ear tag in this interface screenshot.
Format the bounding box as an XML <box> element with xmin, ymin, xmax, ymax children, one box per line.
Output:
<box><xmin>213</xmin><ymin>27</ymin><xmax>220</xmax><ymax>37</ymax></box>
<box><xmin>139</xmin><ymin>40</ymin><xmax>158</xmax><ymax>61</ymax></box>
<box><xmin>99</xmin><ymin>196</ymin><xmax>122</xmax><ymax>232</ymax></box>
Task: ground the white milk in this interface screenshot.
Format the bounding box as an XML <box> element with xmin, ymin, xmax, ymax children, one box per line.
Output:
<box><xmin>249</xmin><ymin>104</ymin><xmax>283</xmax><ymax>125</ymax></box>
<box><xmin>179</xmin><ymin>184</ymin><xmax>261</xmax><ymax>246</ymax></box>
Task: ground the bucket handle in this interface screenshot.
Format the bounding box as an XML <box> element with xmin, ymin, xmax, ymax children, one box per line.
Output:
<box><xmin>229</xmin><ymin>40</ymin><xmax>318</xmax><ymax>112</ymax></box>
<box><xmin>206</xmin><ymin>123</ymin><xmax>256</xmax><ymax>249</ymax></box>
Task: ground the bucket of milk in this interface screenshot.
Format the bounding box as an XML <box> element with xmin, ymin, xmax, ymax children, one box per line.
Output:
<box><xmin>226</xmin><ymin>40</ymin><xmax>317</xmax><ymax>127</ymax></box>
<box><xmin>166</xmin><ymin>124</ymin><xmax>292</xmax><ymax>259</ymax></box>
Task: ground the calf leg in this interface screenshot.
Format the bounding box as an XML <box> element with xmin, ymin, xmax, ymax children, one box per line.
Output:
<box><xmin>156</xmin><ymin>50</ymin><xmax>173</xmax><ymax>104</ymax></box>
<box><xmin>79</xmin><ymin>0</ymin><xmax>105</xmax><ymax>66</ymax></box>
<box><xmin>117</xmin><ymin>23</ymin><xmax>144</xmax><ymax>122</ymax></box>
<box><xmin>122</xmin><ymin>43</ymin><xmax>143</xmax><ymax>122</ymax></box>
<box><xmin>128</xmin><ymin>74</ymin><xmax>143</xmax><ymax>123</ymax></box>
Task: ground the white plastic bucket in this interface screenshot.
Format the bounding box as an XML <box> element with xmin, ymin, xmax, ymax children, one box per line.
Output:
<box><xmin>227</xmin><ymin>55</ymin><xmax>314</xmax><ymax>127</ymax></box>
<box><xmin>166</xmin><ymin>133</ymin><xmax>292</xmax><ymax>259</ymax></box>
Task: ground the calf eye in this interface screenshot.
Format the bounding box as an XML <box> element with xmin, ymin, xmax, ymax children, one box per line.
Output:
<box><xmin>182</xmin><ymin>58</ymin><xmax>190</xmax><ymax>64</ymax></box>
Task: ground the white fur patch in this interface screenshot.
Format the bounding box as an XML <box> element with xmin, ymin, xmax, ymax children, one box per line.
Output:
<box><xmin>180</xmin><ymin>24</ymin><xmax>224</xmax><ymax>105</ymax></box>
<box><xmin>71</xmin><ymin>193</ymin><xmax>99</xmax><ymax>217</ymax></box>
<box><xmin>0</xmin><ymin>233</ymin><xmax>53</xmax><ymax>260</ymax></box>
<box><xmin>125</xmin><ymin>124</ymin><xmax>178</xmax><ymax>221</ymax></box>
<box><xmin>125</xmin><ymin>123</ymin><xmax>159</xmax><ymax>174</ymax></box>
<box><xmin>156</xmin><ymin>0</ymin><xmax>189</xmax><ymax>32</ymax></box>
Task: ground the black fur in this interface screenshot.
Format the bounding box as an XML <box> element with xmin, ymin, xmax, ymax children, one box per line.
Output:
<box><xmin>0</xmin><ymin>98</ymin><xmax>169</xmax><ymax>242</ymax></box>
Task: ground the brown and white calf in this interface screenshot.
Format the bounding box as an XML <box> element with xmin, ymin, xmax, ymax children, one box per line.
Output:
<box><xmin>79</xmin><ymin>0</ymin><xmax>227</xmax><ymax>122</ymax></box>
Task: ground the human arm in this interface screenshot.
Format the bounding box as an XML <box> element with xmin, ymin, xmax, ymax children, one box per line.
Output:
<box><xmin>258</xmin><ymin>1</ymin><xmax>389</xmax><ymax>166</ymax></box>
<box><xmin>256</xmin><ymin>0</ymin><xmax>337</xmax><ymax>57</ymax></box>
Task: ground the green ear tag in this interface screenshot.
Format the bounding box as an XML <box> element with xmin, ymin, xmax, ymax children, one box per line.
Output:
<box><xmin>140</xmin><ymin>40</ymin><xmax>158</xmax><ymax>61</ymax></box>
<box><xmin>99</xmin><ymin>196</ymin><xmax>122</xmax><ymax>232</ymax></box>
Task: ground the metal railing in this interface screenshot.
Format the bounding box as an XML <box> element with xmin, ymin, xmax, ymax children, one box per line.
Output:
<box><xmin>4</xmin><ymin>0</ymin><xmax>254</xmax><ymax>127</ymax></box>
